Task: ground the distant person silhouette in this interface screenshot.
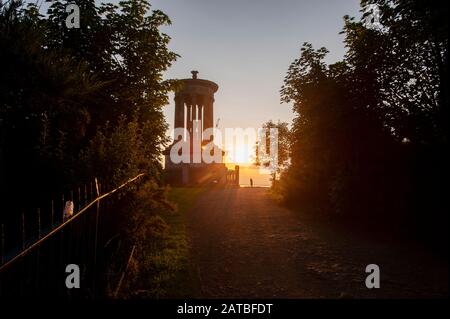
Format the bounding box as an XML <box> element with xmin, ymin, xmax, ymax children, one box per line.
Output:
<box><xmin>250</xmin><ymin>178</ymin><xmax>253</xmax><ymax>188</ymax></box>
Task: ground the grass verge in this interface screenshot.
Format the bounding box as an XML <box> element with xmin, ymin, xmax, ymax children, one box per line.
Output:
<box><xmin>161</xmin><ymin>187</ymin><xmax>206</xmax><ymax>297</ymax></box>
<box><xmin>121</xmin><ymin>186</ymin><xmax>206</xmax><ymax>298</ymax></box>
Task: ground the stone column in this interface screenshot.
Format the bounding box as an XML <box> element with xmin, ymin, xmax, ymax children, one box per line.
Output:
<box><xmin>203</xmin><ymin>96</ymin><xmax>214</xmax><ymax>141</ymax></box>
<box><xmin>198</xmin><ymin>99</ymin><xmax>203</xmax><ymax>142</ymax></box>
<box><xmin>186</xmin><ymin>103</ymin><xmax>192</xmax><ymax>142</ymax></box>
<box><xmin>189</xmin><ymin>94</ymin><xmax>197</xmax><ymax>136</ymax></box>
<box><xmin>174</xmin><ymin>95</ymin><xmax>184</xmax><ymax>140</ymax></box>
<box><xmin>188</xmin><ymin>94</ymin><xmax>196</xmax><ymax>157</ymax></box>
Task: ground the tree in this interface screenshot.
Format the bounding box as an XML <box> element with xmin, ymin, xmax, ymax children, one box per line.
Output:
<box><xmin>0</xmin><ymin>0</ymin><xmax>178</xmax><ymax>210</ymax></box>
<box><xmin>46</xmin><ymin>0</ymin><xmax>178</xmax><ymax>187</ymax></box>
<box><xmin>255</xmin><ymin>120</ymin><xmax>290</xmax><ymax>185</ymax></box>
<box><xmin>277</xmin><ymin>0</ymin><xmax>448</xmax><ymax>238</ymax></box>
<box><xmin>0</xmin><ymin>1</ymin><xmax>103</xmax><ymax>204</ymax></box>
<box><xmin>358</xmin><ymin>0</ymin><xmax>448</xmax><ymax>144</ymax></box>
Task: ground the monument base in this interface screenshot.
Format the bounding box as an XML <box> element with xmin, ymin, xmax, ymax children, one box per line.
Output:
<box><xmin>164</xmin><ymin>163</ymin><xmax>228</xmax><ymax>186</ymax></box>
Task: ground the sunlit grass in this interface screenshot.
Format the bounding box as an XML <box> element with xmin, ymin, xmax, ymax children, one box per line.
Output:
<box><xmin>137</xmin><ymin>187</ymin><xmax>205</xmax><ymax>298</ymax></box>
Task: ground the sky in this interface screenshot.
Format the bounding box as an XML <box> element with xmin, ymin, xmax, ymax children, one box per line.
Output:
<box><xmin>150</xmin><ymin>0</ymin><xmax>362</xmax><ymax>135</ymax></box>
<box><xmin>35</xmin><ymin>0</ymin><xmax>362</xmax><ymax>185</ymax></box>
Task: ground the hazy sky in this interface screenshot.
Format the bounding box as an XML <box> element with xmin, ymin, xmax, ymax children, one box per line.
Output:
<box><xmin>150</xmin><ymin>0</ymin><xmax>362</xmax><ymax>134</ymax></box>
<box><xmin>35</xmin><ymin>0</ymin><xmax>361</xmax><ymax>136</ymax></box>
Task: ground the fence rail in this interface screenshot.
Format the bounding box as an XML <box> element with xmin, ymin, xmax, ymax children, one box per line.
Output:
<box><xmin>0</xmin><ymin>173</ymin><xmax>145</xmax><ymax>297</ymax></box>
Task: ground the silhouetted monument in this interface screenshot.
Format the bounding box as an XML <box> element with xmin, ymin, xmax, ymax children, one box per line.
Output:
<box><xmin>164</xmin><ymin>71</ymin><xmax>238</xmax><ymax>185</ymax></box>
<box><xmin>175</xmin><ymin>70</ymin><xmax>217</xmax><ymax>146</ymax></box>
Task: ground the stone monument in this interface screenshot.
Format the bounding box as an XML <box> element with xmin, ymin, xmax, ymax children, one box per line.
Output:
<box><xmin>164</xmin><ymin>71</ymin><xmax>238</xmax><ymax>185</ymax></box>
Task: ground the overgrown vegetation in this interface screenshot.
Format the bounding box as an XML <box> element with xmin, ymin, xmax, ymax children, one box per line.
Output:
<box><xmin>0</xmin><ymin>0</ymin><xmax>181</xmax><ymax>296</ymax></box>
<box><xmin>276</xmin><ymin>0</ymin><xmax>448</xmax><ymax>243</ymax></box>
<box><xmin>114</xmin><ymin>186</ymin><xmax>205</xmax><ymax>298</ymax></box>
<box><xmin>0</xmin><ymin>0</ymin><xmax>177</xmax><ymax>205</ymax></box>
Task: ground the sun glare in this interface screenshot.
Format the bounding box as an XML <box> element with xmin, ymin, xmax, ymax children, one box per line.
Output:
<box><xmin>225</xmin><ymin>142</ymin><xmax>254</xmax><ymax>165</ymax></box>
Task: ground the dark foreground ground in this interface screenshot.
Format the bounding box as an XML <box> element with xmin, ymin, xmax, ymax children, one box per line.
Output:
<box><xmin>187</xmin><ymin>187</ymin><xmax>448</xmax><ymax>298</ymax></box>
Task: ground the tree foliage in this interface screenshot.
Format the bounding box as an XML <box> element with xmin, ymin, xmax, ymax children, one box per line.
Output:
<box><xmin>0</xmin><ymin>0</ymin><xmax>177</xmax><ymax>210</ymax></box>
<box><xmin>255</xmin><ymin>120</ymin><xmax>290</xmax><ymax>183</ymax></box>
<box><xmin>278</xmin><ymin>0</ymin><xmax>448</xmax><ymax>235</ymax></box>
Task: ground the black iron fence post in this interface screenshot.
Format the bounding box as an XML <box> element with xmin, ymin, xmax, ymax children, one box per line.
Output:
<box><xmin>0</xmin><ymin>173</ymin><xmax>145</xmax><ymax>297</ymax></box>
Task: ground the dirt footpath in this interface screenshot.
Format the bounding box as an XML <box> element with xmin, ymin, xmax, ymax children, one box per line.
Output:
<box><xmin>187</xmin><ymin>187</ymin><xmax>448</xmax><ymax>298</ymax></box>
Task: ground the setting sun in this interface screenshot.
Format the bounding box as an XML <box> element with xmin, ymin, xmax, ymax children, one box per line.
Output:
<box><xmin>225</xmin><ymin>142</ymin><xmax>254</xmax><ymax>164</ymax></box>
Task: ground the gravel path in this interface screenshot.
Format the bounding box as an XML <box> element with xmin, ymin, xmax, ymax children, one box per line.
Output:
<box><xmin>187</xmin><ymin>187</ymin><xmax>448</xmax><ymax>298</ymax></box>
